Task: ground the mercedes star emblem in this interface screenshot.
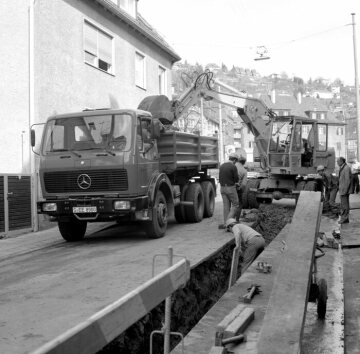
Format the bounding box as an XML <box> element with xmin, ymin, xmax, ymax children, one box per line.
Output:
<box><xmin>77</xmin><ymin>174</ymin><xmax>92</xmax><ymax>189</ymax></box>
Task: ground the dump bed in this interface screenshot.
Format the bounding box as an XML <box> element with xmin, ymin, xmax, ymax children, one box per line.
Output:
<box><xmin>157</xmin><ymin>131</ymin><xmax>219</xmax><ymax>173</ymax></box>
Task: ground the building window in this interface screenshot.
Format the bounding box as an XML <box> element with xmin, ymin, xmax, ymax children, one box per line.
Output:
<box><xmin>320</xmin><ymin>113</ymin><xmax>325</xmax><ymax>120</ymax></box>
<box><xmin>84</xmin><ymin>21</ymin><xmax>113</xmax><ymax>74</ymax></box>
<box><xmin>336</xmin><ymin>127</ymin><xmax>344</xmax><ymax>135</ymax></box>
<box><xmin>135</xmin><ymin>52</ymin><xmax>146</xmax><ymax>89</ymax></box>
<box><xmin>159</xmin><ymin>66</ymin><xmax>166</xmax><ymax>94</ymax></box>
<box><xmin>311</xmin><ymin>112</ymin><xmax>316</xmax><ymax>120</ymax></box>
<box><xmin>109</xmin><ymin>0</ymin><xmax>136</xmax><ymax>17</ymax></box>
<box><xmin>248</xmin><ymin>141</ymin><xmax>252</xmax><ymax>148</ymax></box>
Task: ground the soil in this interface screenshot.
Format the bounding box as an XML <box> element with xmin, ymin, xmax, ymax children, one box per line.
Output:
<box><xmin>98</xmin><ymin>203</ymin><xmax>295</xmax><ymax>354</ymax></box>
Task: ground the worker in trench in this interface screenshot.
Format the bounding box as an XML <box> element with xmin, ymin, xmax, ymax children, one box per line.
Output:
<box><xmin>218</xmin><ymin>153</ymin><xmax>240</xmax><ymax>229</ymax></box>
<box><xmin>225</xmin><ymin>218</ymin><xmax>266</xmax><ymax>273</ymax></box>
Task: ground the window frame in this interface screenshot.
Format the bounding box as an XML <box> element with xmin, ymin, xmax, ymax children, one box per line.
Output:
<box><xmin>158</xmin><ymin>65</ymin><xmax>167</xmax><ymax>95</ymax></box>
<box><xmin>135</xmin><ymin>51</ymin><xmax>146</xmax><ymax>89</ymax></box>
<box><xmin>83</xmin><ymin>20</ymin><xmax>114</xmax><ymax>75</ymax></box>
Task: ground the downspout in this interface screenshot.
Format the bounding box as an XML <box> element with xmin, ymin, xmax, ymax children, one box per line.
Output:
<box><xmin>29</xmin><ymin>0</ymin><xmax>39</xmax><ymax>231</ymax></box>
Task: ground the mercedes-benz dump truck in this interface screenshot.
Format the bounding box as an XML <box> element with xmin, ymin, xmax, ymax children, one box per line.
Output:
<box><xmin>31</xmin><ymin>105</ymin><xmax>218</xmax><ymax>241</ymax></box>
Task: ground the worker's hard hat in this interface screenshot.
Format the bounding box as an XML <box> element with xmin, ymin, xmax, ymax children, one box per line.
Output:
<box><xmin>316</xmin><ymin>165</ymin><xmax>325</xmax><ymax>172</ymax></box>
<box><xmin>225</xmin><ymin>218</ymin><xmax>237</xmax><ymax>229</ymax></box>
<box><xmin>229</xmin><ymin>152</ymin><xmax>239</xmax><ymax>160</ymax></box>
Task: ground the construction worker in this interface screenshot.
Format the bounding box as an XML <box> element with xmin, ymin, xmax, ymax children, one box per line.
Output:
<box><xmin>226</xmin><ymin>218</ymin><xmax>265</xmax><ymax>273</ymax></box>
<box><xmin>218</xmin><ymin>153</ymin><xmax>239</xmax><ymax>229</ymax></box>
<box><xmin>337</xmin><ymin>157</ymin><xmax>352</xmax><ymax>224</ymax></box>
<box><xmin>235</xmin><ymin>155</ymin><xmax>247</xmax><ymax>221</ymax></box>
<box><xmin>348</xmin><ymin>160</ymin><xmax>360</xmax><ymax>194</ymax></box>
<box><xmin>316</xmin><ymin>165</ymin><xmax>338</xmax><ymax>211</ymax></box>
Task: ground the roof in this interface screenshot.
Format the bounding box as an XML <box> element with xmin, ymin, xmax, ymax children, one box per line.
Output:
<box><xmin>260</xmin><ymin>94</ymin><xmax>345</xmax><ymax>126</ymax></box>
<box><xmin>91</xmin><ymin>0</ymin><xmax>181</xmax><ymax>63</ymax></box>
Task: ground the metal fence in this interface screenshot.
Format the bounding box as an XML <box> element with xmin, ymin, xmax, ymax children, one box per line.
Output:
<box><xmin>0</xmin><ymin>174</ymin><xmax>33</xmax><ymax>236</ymax></box>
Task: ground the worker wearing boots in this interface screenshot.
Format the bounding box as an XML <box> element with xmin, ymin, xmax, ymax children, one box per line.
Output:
<box><xmin>226</xmin><ymin>218</ymin><xmax>265</xmax><ymax>273</ymax></box>
<box><xmin>337</xmin><ymin>157</ymin><xmax>352</xmax><ymax>224</ymax></box>
<box><xmin>218</xmin><ymin>153</ymin><xmax>239</xmax><ymax>229</ymax></box>
<box><xmin>316</xmin><ymin>165</ymin><xmax>338</xmax><ymax>214</ymax></box>
<box><xmin>235</xmin><ymin>155</ymin><xmax>248</xmax><ymax>222</ymax></box>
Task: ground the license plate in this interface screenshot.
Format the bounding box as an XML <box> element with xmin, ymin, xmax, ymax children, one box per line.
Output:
<box><xmin>72</xmin><ymin>206</ymin><xmax>97</xmax><ymax>213</ymax></box>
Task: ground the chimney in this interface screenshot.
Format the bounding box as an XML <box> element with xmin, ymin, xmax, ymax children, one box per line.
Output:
<box><xmin>271</xmin><ymin>89</ymin><xmax>276</xmax><ymax>104</ymax></box>
<box><xmin>297</xmin><ymin>91</ymin><xmax>302</xmax><ymax>105</ymax></box>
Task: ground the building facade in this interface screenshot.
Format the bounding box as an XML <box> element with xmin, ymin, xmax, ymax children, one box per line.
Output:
<box><xmin>0</xmin><ymin>0</ymin><xmax>180</xmax><ymax>174</ymax></box>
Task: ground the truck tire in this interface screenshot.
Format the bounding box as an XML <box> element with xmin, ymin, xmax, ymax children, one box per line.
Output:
<box><xmin>304</xmin><ymin>181</ymin><xmax>317</xmax><ymax>191</ymax></box>
<box><xmin>185</xmin><ymin>183</ymin><xmax>204</xmax><ymax>223</ymax></box>
<box><xmin>58</xmin><ymin>219</ymin><xmax>87</xmax><ymax>242</ymax></box>
<box><xmin>174</xmin><ymin>184</ymin><xmax>189</xmax><ymax>223</ymax></box>
<box><xmin>296</xmin><ymin>181</ymin><xmax>306</xmax><ymax>190</ymax></box>
<box><xmin>201</xmin><ymin>181</ymin><xmax>215</xmax><ymax>218</ymax></box>
<box><xmin>146</xmin><ymin>190</ymin><xmax>167</xmax><ymax>239</ymax></box>
<box><xmin>247</xmin><ymin>179</ymin><xmax>260</xmax><ymax>209</ymax></box>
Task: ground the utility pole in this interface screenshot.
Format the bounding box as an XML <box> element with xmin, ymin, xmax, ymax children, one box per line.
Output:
<box><xmin>352</xmin><ymin>13</ymin><xmax>360</xmax><ymax>160</ymax></box>
<box><xmin>218</xmin><ymin>85</ymin><xmax>224</xmax><ymax>163</ymax></box>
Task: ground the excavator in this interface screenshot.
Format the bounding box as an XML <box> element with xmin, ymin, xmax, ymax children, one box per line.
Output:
<box><xmin>139</xmin><ymin>71</ymin><xmax>336</xmax><ymax>208</ymax></box>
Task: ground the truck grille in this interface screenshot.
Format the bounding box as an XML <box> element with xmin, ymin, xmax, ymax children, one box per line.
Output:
<box><xmin>44</xmin><ymin>169</ymin><xmax>128</xmax><ymax>193</ymax></box>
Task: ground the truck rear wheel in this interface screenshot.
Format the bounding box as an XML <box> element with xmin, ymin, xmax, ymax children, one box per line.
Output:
<box><xmin>201</xmin><ymin>181</ymin><xmax>215</xmax><ymax>218</ymax></box>
<box><xmin>247</xmin><ymin>179</ymin><xmax>260</xmax><ymax>209</ymax></box>
<box><xmin>174</xmin><ymin>184</ymin><xmax>189</xmax><ymax>223</ymax></box>
<box><xmin>185</xmin><ymin>183</ymin><xmax>204</xmax><ymax>222</ymax></box>
<box><xmin>304</xmin><ymin>181</ymin><xmax>317</xmax><ymax>191</ymax></box>
<box><xmin>58</xmin><ymin>219</ymin><xmax>87</xmax><ymax>242</ymax></box>
<box><xmin>146</xmin><ymin>190</ymin><xmax>167</xmax><ymax>239</ymax></box>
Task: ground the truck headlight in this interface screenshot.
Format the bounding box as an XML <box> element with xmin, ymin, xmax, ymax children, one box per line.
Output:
<box><xmin>114</xmin><ymin>201</ymin><xmax>130</xmax><ymax>210</ymax></box>
<box><xmin>43</xmin><ymin>203</ymin><xmax>57</xmax><ymax>212</ymax></box>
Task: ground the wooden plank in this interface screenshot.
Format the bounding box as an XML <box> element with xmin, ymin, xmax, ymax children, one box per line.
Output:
<box><xmin>223</xmin><ymin>307</ymin><xmax>255</xmax><ymax>339</ymax></box>
<box><xmin>257</xmin><ymin>191</ymin><xmax>322</xmax><ymax>354</ymax></box>
<box><xmin>30</xmin><ymin>259</ymin><xmax>190</xmax><ymax>354</ymax></box>
<box><xmin>343</xmin><ymin>248</ymin><xmax>360</xmax><ymax>353</ymax></box>
<box><xmin>215</xmin><ymin>304</ymin><xmax>246</xmax><ymax>346</ymax></box>
<box><xmin>341</xmin><ymin>222</ymin><xmax>360</xmax><ymax>247</ymax></box>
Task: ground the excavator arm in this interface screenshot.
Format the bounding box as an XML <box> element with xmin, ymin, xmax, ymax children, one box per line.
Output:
<box><xmin>137</xmin><ymin>71</ymin><xmax>275</xmax><ymax>166</ymax></box>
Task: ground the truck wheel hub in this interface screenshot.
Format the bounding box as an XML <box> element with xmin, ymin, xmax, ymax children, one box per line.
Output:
<box><xmin>157</xmin><ymin>203</ymin><xmax>167</xmax><ymax>226</ymax></box>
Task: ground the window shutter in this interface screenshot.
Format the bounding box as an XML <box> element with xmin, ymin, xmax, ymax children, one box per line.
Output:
<box><xmin>98</xmin><ymin>31</ymin><xmax>112</xmax><ymax>64</ymax></box>
<box><xmin>84</xmin><ymin>23</ymin><xmax>97</xmax><ymax>55</ymax></box>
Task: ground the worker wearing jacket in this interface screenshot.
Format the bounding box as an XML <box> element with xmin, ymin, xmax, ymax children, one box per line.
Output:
<box><xmin>316</xmin><ymin>165</ymin><xmax>338</xmax><ymax>208</ymax></box>
<box><xmin>226</xmin><ymin>218</ymin><xmax>265</xmax><ymax>273</ymax></box>
<box><xmin>234</xmin><ymin>155</ymin><xmax>247</xmax><ymax>221</ymax></box>
<box><xmin>337</xmin><ymin>157</ymin><xmax>352</xmax><ymax>224</ymax></box>
<box><xmin>218</xmin><ymin>153</ymin><xmax>239</xmax><ymax>229</ymax></box>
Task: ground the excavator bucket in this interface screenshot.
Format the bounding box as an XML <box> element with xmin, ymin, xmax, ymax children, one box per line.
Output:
<box><xmin>137</xmin><ymin>95</ymin><xmax>175</xmax><ymax>124</ymax></box>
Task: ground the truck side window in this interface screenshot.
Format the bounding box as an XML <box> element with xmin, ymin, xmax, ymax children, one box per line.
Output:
<box><xmin>137</xmin><ymin>118</ymin><xmax>143</xmax><ymax>151</ymax></box>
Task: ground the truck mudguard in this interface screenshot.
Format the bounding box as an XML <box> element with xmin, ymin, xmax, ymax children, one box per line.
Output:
<box><xmin>147</xmin><ymin>172</ymin><xmax>175</xmax><ymax>214</ymax></box>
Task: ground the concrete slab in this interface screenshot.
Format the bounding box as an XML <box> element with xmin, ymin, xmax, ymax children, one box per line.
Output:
<box><xmin>341</xmin><ymin>209</ymin><xmax>360</xmax><ymax>248</ymax></box>
<box><xmin>171</xmin><ymin>214</ymin><xmax>343</xmax><ymax>354</ymax></box>
<box><xmin>343</xmin><ymin>248</ymin><xmax>360</xmax><ymax>354</ymax></box>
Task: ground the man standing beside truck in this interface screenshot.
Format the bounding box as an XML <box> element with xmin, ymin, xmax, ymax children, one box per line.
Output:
<box><xmin>235</xmin><ymin>155</ymin><xmax>247</xmax><ymax>222</ymax></box>
<box><xmin>218</xmin><ymin>153</ymin><xmax>239</xmax><ymax>229</ymax></box>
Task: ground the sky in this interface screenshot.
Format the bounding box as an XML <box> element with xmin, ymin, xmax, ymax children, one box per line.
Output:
<box><xmin>138</xmin><ymin>0</ymin><xmax>360</xmax><ymax>85</ymax></box>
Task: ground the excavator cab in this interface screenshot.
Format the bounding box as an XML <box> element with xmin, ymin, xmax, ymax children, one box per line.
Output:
<box><xmin>267</xmin><ymin>116</ymin><xmax>334</xmax><ymax>175</ymax></box>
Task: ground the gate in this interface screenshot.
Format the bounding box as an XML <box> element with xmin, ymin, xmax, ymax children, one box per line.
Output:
<box><xmin>0</xmin><ymin>174</ymin><xmax>33</xmax><ymax>237</ymax></box>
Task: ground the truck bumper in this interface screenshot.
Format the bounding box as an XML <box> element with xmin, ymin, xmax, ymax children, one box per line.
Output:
<box><xmin>37</xmin><ymin>196</ymin><xmax>149</xmax><ymax>222</ymax></box>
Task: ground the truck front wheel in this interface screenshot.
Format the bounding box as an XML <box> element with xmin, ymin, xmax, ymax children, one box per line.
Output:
<box><xmin>58</xmin><ymin>219</ymin><xmax>87</xmax><ymax>242</ymax></box>
<box><xmin>146</xmin><ymin>190</ymin><xmax>167</xmax><ymax>238</ymax></box>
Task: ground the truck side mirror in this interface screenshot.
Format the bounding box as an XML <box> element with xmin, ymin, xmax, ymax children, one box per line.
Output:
<box><xmin>151</xmin><ymin>120</ymin><xmax>161</xmax><ymax>139</ymax></box>
<box><xmin>31</xmin><ymin>129</ymin><xmax>36</xmax><ymax>147</ymax></box>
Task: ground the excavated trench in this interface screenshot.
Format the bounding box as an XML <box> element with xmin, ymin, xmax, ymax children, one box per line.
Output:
<box><xmin>98</xmin><ymin>204</ymin><xmax>294</xmax><ymax>354</ymax></box>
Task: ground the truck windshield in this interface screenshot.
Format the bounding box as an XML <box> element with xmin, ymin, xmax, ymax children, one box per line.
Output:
<box><xmin>42</xmin><ymin>113</ymin><xmax>132</xmax><ymax>154</ymax></box>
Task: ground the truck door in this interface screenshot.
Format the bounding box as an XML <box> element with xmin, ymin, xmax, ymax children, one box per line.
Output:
<box><xmin>290</xmin><ymin>121</ymin><xmax>302</xmax><ymax>168</ymax></box>
<box><xmin>314</xmin><ymin>123</ymin><xmax>330</xmax><ymax>168</ymax></box>
<box><xmin>136</xmin><ymin>117</ymin><xmax>159</xmax><ymax>194</ymax></box>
